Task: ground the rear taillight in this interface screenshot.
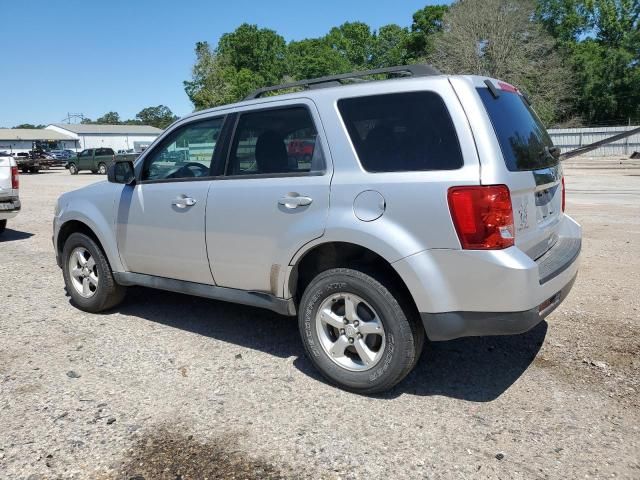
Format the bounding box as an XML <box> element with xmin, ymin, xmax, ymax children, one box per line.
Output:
<box><xmin>448</xmin><ymin>185</ymin><xmax>515</xmax><ymax>249</ymax></box>
<box><xmin>11</xmin><ymin>166</ymin><xmax>19</xmax><ymax>189</ymax></box>
<box><xmin>561</xmin><ymin>177</ymin><xmax>566</xmax><ymax>212</ymax></box>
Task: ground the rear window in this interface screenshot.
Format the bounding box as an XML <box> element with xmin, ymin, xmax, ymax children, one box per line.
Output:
<box><xmin>477</xmin><ymin>88</ymin><xmax>557</xmax><ymax>171</ymax></box>
<box><xmin>338</xmin><ymin>92</ymin><xmax>463</xmax><ymax>172</ymax></box>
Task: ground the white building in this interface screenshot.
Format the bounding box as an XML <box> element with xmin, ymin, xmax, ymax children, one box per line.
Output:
<box><xmin>46</xmin><ymin>124</ymin><xmax>163</xmax><ymax>152</ymax></box>
<box><xmin>0</xmin><ymin>128</ymin><xmax>79</xmax><ymax>154</ymax></box>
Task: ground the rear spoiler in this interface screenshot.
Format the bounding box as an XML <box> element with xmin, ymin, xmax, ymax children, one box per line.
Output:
<box><xmin>559</xmin><ymin>126</ymin><xmax>640</xmax><ymax>161</ymax></box>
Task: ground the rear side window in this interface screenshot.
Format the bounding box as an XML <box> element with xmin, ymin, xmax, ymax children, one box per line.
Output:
<box><xmin>227</xmin><ymin>106</ymin><xmax>324</xmax><ymax>176</ymax></box>
<box><xmin>338</xmin><ymin>92</ymin><xmax>463</xmax><ymax>172</ymax></box>
<box><xmin>477</xmin><ymin>88</ymin><xmax>557</xmax><ymax>171</ymax></box>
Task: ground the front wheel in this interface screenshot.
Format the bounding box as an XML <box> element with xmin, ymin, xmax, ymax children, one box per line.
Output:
<box><xmin>68</xmin><ymin>163</ymin><xmax>78</xmax><ymax>175</ymax></box>
<box><xmin>97</xmin><ymin>163</ymin><xmax>107</xmax><ymax>175</ymax></box>
<box><xmin>0</xmin><ymin>219</ymin><xmax>6</xmax><ymax>235</ymax></box>
<box><xmin>298</xmin><ymin>268</ymin><xmax>423</xmax><ymax>394</ymax></box>
<box><xmin>62</xmin><ymin>232</ymin><xmax>126</xmax><ymax>312</ymax></box>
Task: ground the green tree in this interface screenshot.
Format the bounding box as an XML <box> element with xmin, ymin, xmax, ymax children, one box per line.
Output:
<box><xmin>325</xmin><ymin>22</ymin><xmax>376</xmax><ymax>69</ymax></box>
<box><xmin>406</xmin><ymin>5</ymin><xmax>449</xmax><ymax>59</ymax></box>
<box><xmin>372</xmin><ymin>24</ymin><xmax>412</xmax><ymax>67</ymax></box>
<box><xmin>537</xmin><ymin>0</ymin><xmax>640</xmax><ymax>123</ymax></box>
<box><xmin>217</xmin><ymin>23</ymin><xmax>288</xmax><ymax>85</ymax></box>
<box><xmin>185</xmin><ymin>25</ymin><xmax>288</xmax><ymax>109</ymax></box>
<box><xmin>13</xmin><ymin>123</ymin><xmax>45</xmax><ymax>129</ymax></box>
<box><xmin>135</xmin><ymin>105</ymin><xmax>178</xmax><ymax>129</ymax></box>
<box><xmin>287</xmin><ymin>38</ymin><xmax>352</xmax><ymax>79</ymax></box>
<box><xmin>96</xmin><ymin>112</ymin><xmax>121</xmax><ymax>124</ymax></box>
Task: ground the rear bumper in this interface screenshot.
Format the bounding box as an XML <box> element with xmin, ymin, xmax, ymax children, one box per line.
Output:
<box><xmin>394</xmin><ymin>214</ymin><xmax>582</xmax><ymax>340</ymax></box>
<box><xmin>420</xmin><ymin>273</ymin><xmax>577</xmax><ymax>341</ymax></box>
<box><xmin>0</xmin><ymin>197</ymin><xmax>21</xmax><ymax>220</ymax></box>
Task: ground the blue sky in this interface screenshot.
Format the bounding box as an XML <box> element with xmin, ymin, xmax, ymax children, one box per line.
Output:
<box><xmin>1</xmin><ymin>0</ymin><xmax>448</xmax><ymax>127</ymax></box>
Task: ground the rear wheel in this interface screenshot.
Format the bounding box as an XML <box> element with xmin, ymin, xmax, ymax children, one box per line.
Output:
<box><xmin>68</xmin><ymin>163</ymin><xmax>78</xmax><ymax>175</ymax></box>
<box><xmin>97</xmin><ymin>163</ymin><xmax>107</xmax><ymax>175</ymax></box>
<box><xmin>62</xmin><ymin>232</ymin><xmax>126</xmax><ymax>312</ymax></box>
<box><xmin>298</xmin><ymin>268</ymin><xmax>423</xmax><ymax>394</ymax></box>
<box><xmin>0</xmin><ymin>220</ymin><xmax>6</xmax><ymax>234</ymax></box>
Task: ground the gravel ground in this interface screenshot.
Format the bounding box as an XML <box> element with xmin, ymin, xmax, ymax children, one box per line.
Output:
<box><xmin>1</xmin><ymin>162</ymin><xmax>638</xmax><ymax>479</ymax></box>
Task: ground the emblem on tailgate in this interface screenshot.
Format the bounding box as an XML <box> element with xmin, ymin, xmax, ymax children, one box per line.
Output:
<box><xmin>516</xmin><ymin>197</ymin><xmax>529</xmax><ymax>232</ymax></box>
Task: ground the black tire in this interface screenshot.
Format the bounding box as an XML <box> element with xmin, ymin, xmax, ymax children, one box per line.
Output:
<box><xmin>62</xmin><ymin>232</ymin><xmax>126</xmax><ymax>312</ymax></box>
<box><xmin>0</xmin><ymin>219</ymin><xmax>6</xmax><ymax>234</ymax></box>
<box><xmin>298</xmin><ymin>268</ymin><xmax>424</xmax><ymax>394</ymax></box>
<box><xmin>97</xmin><ymin>163</ymin><xmax>107</xmax><ymax>175</ymax></box>
<box><xmin>68</xmin><ymin>163</ymin><xmax>78</xmax><ymax>175</ymax></box>
<box><xmin>21</xmin><ymin>167</ymin><xmax>29</xmax><ymax>174</ymax></box>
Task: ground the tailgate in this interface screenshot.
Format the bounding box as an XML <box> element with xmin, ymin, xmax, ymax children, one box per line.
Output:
<box><xmin>0</xmin><ymin>156</ymin><xmax>14</xmax><ymax>198</ymax></box>
<box><xmin>475</xmin><ymin>82</ymin><xmax>563</xmax><ymax>259</ymax></box>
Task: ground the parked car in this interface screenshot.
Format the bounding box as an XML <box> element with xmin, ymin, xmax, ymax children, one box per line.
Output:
<box><xmin>13</xmin><ymin>152</ymin><xmax>40</xmax><ymax>173</ymax></box>
<box><xmin>66</xmin><ymin>148</ymin><xmax>116</xmax><ymax>174</ymax></box>
<box><xmin>53</xmin><ymin>65</ymin><xmax>581</xmax><ymax>393</ymax></box>
<box><xmin>0</xmin><ymin>155</ymin><xmax>20</xmax><ymax>234</ymax></box>
<box><xmin>287</xmin><ymin>139</ymin><xmax>315</xmax><ymax>162</ymax></box>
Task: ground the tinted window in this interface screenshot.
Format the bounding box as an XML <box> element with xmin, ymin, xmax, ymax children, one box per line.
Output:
<box><xmin>227</xmin><ymin>107</ymin><xmax>324</xmax><ymax>176</ymax></box>
<box><xmin>338</xmin><ymin>92</ymin><xmax>463</xmax><ymax>172</ymax></box>
<box><xmin>142</xmin><ymin>117</ymin><xmax>224</xmax><ymax>181</ymax></box>
<box><xmin>477</xmin><ymin>88</ymin><xmax>557</xmax><ymax>171</ymax></box>
<box><xmin>79</xmin><ymin>150</ymin><xmax>91</xmax><ymax>157</ymax></box>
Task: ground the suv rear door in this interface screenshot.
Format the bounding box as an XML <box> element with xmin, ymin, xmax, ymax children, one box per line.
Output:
<box><xmin>205</xmin><ymin>100</ymin><xmax>331</xmax><ymax>295</ymax></box>
<box><xmin>459</xmin><ymin>78</ymin><xmax>563</xmax><ymax>260</ymax></box>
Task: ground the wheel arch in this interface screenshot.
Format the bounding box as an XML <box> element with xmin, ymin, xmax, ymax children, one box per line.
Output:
<box><xmin>285</xmin><ymin>241</ymin><xmax>419</xmax><ymax>318</ymax></box>
<box><xmin>57</xmin><ymin>217</ymin><xmax>123</xmax><ymax>273</ymax></box>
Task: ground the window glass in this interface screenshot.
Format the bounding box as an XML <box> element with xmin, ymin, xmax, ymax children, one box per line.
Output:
<box><xmin>227</xmin><ymin>107</ymin><xmax>324</xmax><ymax>176</ymax></box>
<box><xmin>477</xmin><ymin>88</ymin><xmax>557</xmax><ymax>171</ymax></box>
<box><xmin>79</xmin><ymin>150</ymin><xmax>91</xmax><ymax>157</ymax></box>
<box><xmin>142</xmin><ymin>118</ymin><xmax>224</xmax><ymax>181</ymax></box>
<box><xmin>338</xmin><ymin>92</ymin><xmax>463</xmax><ymax>172</ymax></box>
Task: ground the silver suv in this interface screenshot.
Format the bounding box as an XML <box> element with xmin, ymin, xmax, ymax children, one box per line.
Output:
<box><xmin>53</xmin><ymin>66</ymin><xmax>581</xmax><ymax>393</ymax></box>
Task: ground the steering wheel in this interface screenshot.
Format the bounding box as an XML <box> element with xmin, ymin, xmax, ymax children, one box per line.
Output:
<box><xmin>165</xmin><ymin>162</ymin><xmax>209</xmax><ymax>179</ymax></box>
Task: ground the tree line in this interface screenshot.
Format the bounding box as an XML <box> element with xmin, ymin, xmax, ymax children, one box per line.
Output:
<box><xmin>12</xmin><ymin>105</ymin><xmax>178</xmax><ymax>130</ymax></box>
<box><xmin>184</xmin><ymin>0</ymin><xmax>639</xmax><ymax>126</ymax></box>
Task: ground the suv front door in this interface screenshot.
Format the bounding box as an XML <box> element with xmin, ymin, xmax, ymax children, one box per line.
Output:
<box><xmin>205</xmin><ymin>101</ymin><xmax>331</xmax><ymax>295</ymax></box>
<box><xmin>116</xmin><ymin>117</ymin><xmax>226</xmax><ymax>284</ymax></box>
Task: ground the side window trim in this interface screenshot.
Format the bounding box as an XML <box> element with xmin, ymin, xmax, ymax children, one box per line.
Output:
<box><xmin>223</xmin><ymin>103</ymin><xmax>326</xmax><ymax>178</ymax></box>
<box><xmin>138</xmin><ymin>115</ymin><xmax>228</xmax><ymax>184</ymax></box>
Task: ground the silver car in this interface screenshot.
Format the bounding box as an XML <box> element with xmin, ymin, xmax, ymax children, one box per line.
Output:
<box><xmin>53</xmin><ymin>65</ymin><xmax>581</xmax><ymax>393</ymax></box>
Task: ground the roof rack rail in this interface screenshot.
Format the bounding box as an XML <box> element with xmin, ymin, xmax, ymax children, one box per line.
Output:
<box><xmin>244</xmin><ymin>64</ymin><xmax>441</xmax><ymax>100</ymax></box>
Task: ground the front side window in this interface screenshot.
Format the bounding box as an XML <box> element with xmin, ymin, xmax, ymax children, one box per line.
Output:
<box><xmin>142</xmin><ymin>117</ymin><xmax>224</xmax><ymax>181</ymax></box>
<box><xmin>79</xmin><ymin>150</ymin><xmax>91</xmax><ymax>157</ymax></box>
<box><xmin>338</xmin><ymin>92</ymin><xmax>463</xmax><ymax>172</ymax></box>
<box><xmin>227</xmin><ymin>107</ymin><xmax>324</xmax><ymax>176</ymax></box>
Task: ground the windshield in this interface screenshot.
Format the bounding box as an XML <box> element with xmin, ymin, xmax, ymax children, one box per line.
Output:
<box><xmin>477</xmin><ymin>88</ymin><xmax>557</xmax><ymax>171</ymax></box>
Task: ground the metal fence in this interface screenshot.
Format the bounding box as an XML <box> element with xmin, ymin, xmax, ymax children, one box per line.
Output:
<box><xmin>548</xmin><ymin>126</ymin><xmax>640</xmax><ymax>157</ymax></box>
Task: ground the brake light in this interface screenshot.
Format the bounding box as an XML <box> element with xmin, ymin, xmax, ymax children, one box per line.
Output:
<box><xmin>11</xmin><ymin>166</ymin><xmax>19</xmax><ymax>189</ymax></box>
<box><xmin>448</xmin><ymin>185</ymin><xmax>515</xmax><ymax>249</ymax></box>
<box><xmin>561</xmin><ymin>177</ymin><xmax>566</xmax><ymax>212</ymax></box>
<box><xmin>497</xmin><ymin>81</ymin><xmax>519</xmax><ymax>93</ymax></box>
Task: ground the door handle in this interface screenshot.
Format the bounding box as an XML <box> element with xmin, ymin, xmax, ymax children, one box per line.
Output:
<box><xmin>278</xmin><ymin>194</ymin><xmax>313</xmax><ymax>209</ymax></box>
<box><xmin>172</xmin><ymin>196</ymin><xmax>197</xmax><ymax>208</ymax></box>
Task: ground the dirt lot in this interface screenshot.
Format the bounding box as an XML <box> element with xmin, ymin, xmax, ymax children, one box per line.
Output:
<box><xmin>1</xmin><ymin>161</ymin><xmax>638</xmax><ymax>479</ymax></box>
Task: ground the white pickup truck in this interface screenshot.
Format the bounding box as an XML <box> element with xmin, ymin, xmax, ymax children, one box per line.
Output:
<box><xmin>0</xmin><ymin>155</ymin><xmax>21</xmax><ymax>234</ymax></box>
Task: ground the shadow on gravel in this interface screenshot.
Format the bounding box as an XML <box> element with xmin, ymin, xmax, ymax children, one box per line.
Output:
<box><xmin>115</xmin><ymin>287</ymin><xmax>546</xmax><ymax>402</ymax></box>
<box><xmin>118</xmin><ymin>428</ymin><xmax>298</xmax><ymax>480</ymax></box>
<box><xmin>390</xmin><ymin>321</ymin><xmax>547</xmax><ymax>401</ymax></box>
<box><xmin>0</xmin><ymin>229</ymin><xmax>34</xmax><ymax>242</ymax></box>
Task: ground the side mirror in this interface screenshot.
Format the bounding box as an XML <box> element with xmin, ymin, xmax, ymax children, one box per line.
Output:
<box><xmin>108</xmin><ymin>160</ymin><xmax>135</xmax><ymax>185</ymax></box>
